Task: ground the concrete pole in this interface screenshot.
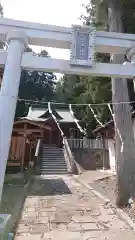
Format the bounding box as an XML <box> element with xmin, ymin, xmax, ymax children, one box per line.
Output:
<box><xmin>0</xmin><ymin>31</ymin><xmax>28</xmax><ymax>201</ymax></box>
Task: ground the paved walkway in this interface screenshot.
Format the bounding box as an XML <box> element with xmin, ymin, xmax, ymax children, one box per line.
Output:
<box><xmin>76</xmin><ymin>170</ymin><xmax>115</xmax><ymax>184</ymax></box>
<box><xmin>15</xmin><ymin>175</ymin><xmax>135</xmax><ymax>239</ymax></box>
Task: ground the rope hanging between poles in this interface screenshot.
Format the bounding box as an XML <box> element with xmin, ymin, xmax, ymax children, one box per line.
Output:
<box><xmin>89</xmin><ymin>104</ymin><xmax>104</xmax><ymax>128</ymax></box>
<box><xmin>48</xmin><ymin>102</ymin><xmax>64</xmax><ymax>137</ymax></box>
<box><xmin>108</xmin><ymin>103</ymin><xmax>123</xmax><ymax>152</ymax></box>
<box><xmin>69</xmin><ymin>104</ymin><xmax>87</xmax><ymax>136</ymax></box>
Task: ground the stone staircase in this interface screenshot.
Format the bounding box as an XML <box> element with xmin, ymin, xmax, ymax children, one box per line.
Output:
<box><xmin>39</xmin><ymin>144</ymin><xmax>69</xmax><ymax>175</ymax></box>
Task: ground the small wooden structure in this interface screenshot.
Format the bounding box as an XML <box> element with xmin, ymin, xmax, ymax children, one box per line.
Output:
<box><xmin>7</xmin><ymin>104</ymin><xmax>82</xmax><ymax>172</ymax></box>
<box><xmin>8</xmin><ymin>119</ymin><xmax>51</xmax><ymax>172</ymax></box>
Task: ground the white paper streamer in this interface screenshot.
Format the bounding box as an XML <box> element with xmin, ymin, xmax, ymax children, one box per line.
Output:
<box><xmin>48</xmin><ymin>102</ymin><xmax>64</xmax><ymax>136</ymax></box>
<box><xmin>69</xmin><ymin>104</ymin><xmax>87</xmax><ymax>136</ymax></box>
<box><xmin>89</xmin><ymin>104</ymin><xmax>104</xmax><ymax>128</ymax></box>
<box><xmin>108</xmin><ymin>103</ymin><xmax>123</xmax><ymax>152</ymax></box>
<box><xmin>133</xmin><ymin>78</ymin><xmax>135</xmax><ymax>92</ymax></box>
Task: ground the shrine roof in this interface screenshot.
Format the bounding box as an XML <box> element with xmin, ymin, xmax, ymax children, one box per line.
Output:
<box><xmin>23</xmin><ymin>104</ymin><xmax>76</xmax><ymax>123</ymax></box>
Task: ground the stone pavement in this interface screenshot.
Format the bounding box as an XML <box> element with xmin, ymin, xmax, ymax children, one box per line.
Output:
<box><xmin>76</xmin><ymin>170</ymin><xmax>115</xmax><ymax>184</ymax></box>
<box><xmin>14</xmin><ymin>175</ymin><xmax>135</xmax><ymax>239</ymax></box>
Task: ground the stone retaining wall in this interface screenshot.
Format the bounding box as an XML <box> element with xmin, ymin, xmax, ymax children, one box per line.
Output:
<box><xmin>72</xmin><ymin>148</ymin><xmax>110</xmax><ymax>170</ymax></box>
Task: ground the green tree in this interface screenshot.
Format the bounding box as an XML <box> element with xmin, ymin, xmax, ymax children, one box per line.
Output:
<box><xmin>0</xmin><ymin>4</ymin><xmax>3</xmax><ymax>17</ymax></box>
<box><xmin>16</xmin><ymin>48</ymin><xmax>57</xmax><ymax>117</ymax></box>
<box><xmin>56</xmin><ymin>54</ymin><xmax>111</xmax><ymax>136</ymax></box>
<box><xmin>56</xmin><ymin>70</ymin><xmax>111</xmax><ymax>136</ymax></box>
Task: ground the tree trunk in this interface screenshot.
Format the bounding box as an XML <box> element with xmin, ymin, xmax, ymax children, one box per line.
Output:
<box><xmin>107</xmin><ymin>0</ymin><xmax>135</xmax><ymax>207</ymax></box>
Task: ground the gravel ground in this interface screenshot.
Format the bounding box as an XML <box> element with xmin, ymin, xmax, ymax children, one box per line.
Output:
<box><xmin>91</xmin><ymin>176</ymin><xmax>135</xmax><ymax>223</ymax></box>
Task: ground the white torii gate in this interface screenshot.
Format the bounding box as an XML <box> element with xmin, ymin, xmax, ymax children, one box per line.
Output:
<box><xmin>1</xmin><ymin>17</ymin><xmax>135</xmax><ymax>200</ymax></box>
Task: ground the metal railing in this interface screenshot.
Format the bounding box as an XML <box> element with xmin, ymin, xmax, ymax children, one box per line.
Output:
<box><xmin>67</xmin><ymin>138</ymin><xmax>108</xmax><ymax>150</ymax></box>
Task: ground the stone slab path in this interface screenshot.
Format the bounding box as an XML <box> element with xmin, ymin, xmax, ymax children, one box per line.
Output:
<box><xmin>14</xmin><ymin>175</ymin><xmax>135</xmax><ymax>239</ymax></box>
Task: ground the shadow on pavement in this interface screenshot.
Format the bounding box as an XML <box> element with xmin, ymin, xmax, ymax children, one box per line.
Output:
<box><xmin>29</xmin><ymin>178</ymin><xmax>72</xmax><ymax>196</ymax></box>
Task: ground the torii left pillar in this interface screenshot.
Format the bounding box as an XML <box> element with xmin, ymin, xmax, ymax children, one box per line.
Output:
<box><xmin>0</xmin><ymin>31</ymin><xmax>28</xmax><ymax>201</ymax></box>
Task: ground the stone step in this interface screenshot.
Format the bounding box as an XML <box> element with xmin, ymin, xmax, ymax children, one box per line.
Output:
<box><xmin>42</xmin><ymin>149</ymin><xmax>64</xmax><ymax>151</ymax></box>
<box><xmin>42</xmin><ymin>148</ymin><xmax>64</xmax><ymax>151</ymax></box>
<box><xmin>42</xmin><ymin>146</ymin><xmax>64</xmax><ymax>148</ymax></box>
<box><xmin>41</xmin><ymin>152</ymin><xmax>64</xmax><ymax>154</ymax></box>
<box><xmin>40</xmin><ymin>154</ymin><xmax>64</xmax><ymax>156</ymax></box>
<box><xmin>41</xmin><ymin>153</ymin><xmax>64</xmax><ymax>155</ymax></box>
<box><xmin>40</xmin><ymin>169</ymin><xmax>68</xmax><ymax>172</ymax></box>
<box><xmin>40</xmin><ymin>159</ymin><xmax>65</xmax><ymax>161</ymax></box>
<box><xmin>40</xmin><ymin>167</ymin><xmax>68</xmax><ymax>170</ymax></box>
<box><xmin>42</xmin><ymin>148</ymin><xmax>64</xmax><ymax>150</ymax></box>
<box><xmin>40</xmin><ymin>153</ymin><xmax>64</xmax><ymax>155</ymax></box>
<box><xmin>40</xmin><ymin>170</ymin><xmax>68</xmax><ymax>173</ymax></box>
<box><xmin>41</xmin><ymin>162</ymin><xmax>67</xmax><ymax>166</ymax></box>
<box><xmin>40</xmin><ymin>173</ymin><xmax>68</xmax><ymax>175</ymax></box>
<box><xmin>41</xmin><ymin>151</ymin><xmax>64</xmax><ymax>153</ymax></box>
<box><xmin>41</xmin><ymin>150</ymin><xmax>64</xmax><ymax>152</ymax></box>
<box><xmin>40</xmin><ymin>155</ymin><xmax>65</xmax><ymax>158</ymax></box>
<box><xmin>39</xmin><ymin>146</ymin><xmax>68</xmax><ymax>175</ymax></box>
<box><xmin>42</xmin><ymin>144</ymin><xmax>57</xmax><ymax>146</ymax></box>
<box><xmin>40</xmin><ymin>156</ymin><xmax>65</xmax><ymax>158</ymax></box>
<box><xmin>40</xmin><ymin>171</ymin><xmax>68</xmax><ymax>174</ymax></box>
<box><xmin>40</xmin><ymin>158</ymin><xmax>65</xmax><ymax>163</ymax></box>
<box><xmin>41</xmin><ymin>156</ymin><xmax>64</xmax><ymax>158</ymax></box>
<box><xmin>40</xmin><ymin>153</ymin><xmax>64</xmax><ymax>156</ymax></box>
<box><xmin>40</xmin><ymin>162</ymin><xmax>67</xmax><ymax>166</ymax></box>
<box><xmin>40</xmin><ymin>161</ymin><xmax>65</xmax><ymax>163</ymax></box>
<box><xmin>41</xmin><ymin>165</ymin><xmax>67</xmax><ymax>168</ymax></box>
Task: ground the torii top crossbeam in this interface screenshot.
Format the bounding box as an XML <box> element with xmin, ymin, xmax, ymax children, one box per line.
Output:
<box><xmin>0</xmin><ymin>18</ymin><xmax>135</xmax><ymax>78</ymax></box>
<box><xmin>0</xmin><ymin>17</ymin><xmax>135</xmax><ymax>54</ymax></box>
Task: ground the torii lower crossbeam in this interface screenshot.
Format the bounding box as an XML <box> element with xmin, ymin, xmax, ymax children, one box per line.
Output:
<box><xmin>0</xmin><ymin>51</ymin><xmax>134</xmax><ymax>78</ymax></box>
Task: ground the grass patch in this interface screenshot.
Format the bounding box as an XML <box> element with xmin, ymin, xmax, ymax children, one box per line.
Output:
<box><xmin>0</xmin><ymin>184</ymin><xmax>25</xmax><ymax>214</ymax></box>
<box><xmin>0</xmin><ymin>174</ymin><xmax>31</xmax><ymax>232</ymax></box>
<box><xmin>0</xmin><ymin>176</ymin><xmax>27</xmax><ymax>214</ymax></box>
<box><xmin>4</xmin><ymin>178</ymin><xmax>27</xmax><ymax>186</ymax></box>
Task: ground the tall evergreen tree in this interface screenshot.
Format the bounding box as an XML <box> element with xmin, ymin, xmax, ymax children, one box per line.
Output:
<box><xmin>103</xmin><ymin>0</ymin><xmax>135</xmax><ymax>207</ymax></box>
<box><xmin>16</xmin><ymin>48</ymin><xmax>57</xmax><ymax>117</ymax></box>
